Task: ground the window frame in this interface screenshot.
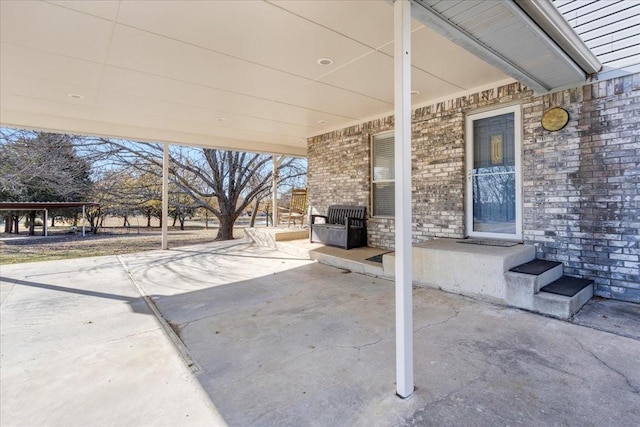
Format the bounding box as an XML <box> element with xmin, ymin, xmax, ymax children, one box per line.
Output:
<box><xmin>370</xmin><ymin>131</ymin><xmax>395</xmax><ymax>218</ymax></box>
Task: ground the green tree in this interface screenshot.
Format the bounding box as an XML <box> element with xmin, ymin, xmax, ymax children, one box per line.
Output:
<box><xmin>0</xmin><ymin>129</ymin><xmax>92</xmax><ymax>202</ymax></box>
<box><xmin>0</xmin><ymin>129</ymin><xmax>93</xmax><ymax>235</ymax></box>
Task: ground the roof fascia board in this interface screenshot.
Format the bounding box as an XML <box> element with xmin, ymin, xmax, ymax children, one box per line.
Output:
<box><xmin>514</xmin><ymin>0</ymin><xmax>601</xmax><ymax>75</ymax></box>
<box><xmin>410</xmin><ymin>0</ymin><xmax>550</xmax><ymax>93</ymax></box>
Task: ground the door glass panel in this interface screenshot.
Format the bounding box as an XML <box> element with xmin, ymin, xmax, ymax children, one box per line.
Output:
<box><xmin>472</xmin><ymin>113</ymin><xmax>515</xmax><ymax>234</ymax></box>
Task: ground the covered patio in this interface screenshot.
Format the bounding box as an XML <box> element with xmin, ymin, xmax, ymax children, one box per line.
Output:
<box><xmin>1</xmin><ymin>239</ymin><xmax>639</xmax><ymax>426</ymax></box>
<box><xmin>1</xmin><ymin>0</ymin><xmax>613</xmax><ymax>399</ymax></box>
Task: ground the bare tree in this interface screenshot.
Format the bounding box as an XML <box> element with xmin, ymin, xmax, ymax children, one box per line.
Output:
<box><xmin>89</xmin><ymin>139</ymin><xmax>305</xmax><ymax>240</ymax></box>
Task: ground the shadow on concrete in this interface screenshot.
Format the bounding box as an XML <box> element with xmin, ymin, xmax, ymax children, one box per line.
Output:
<box><xmin>117</xmin><ymin>242</ymin><xmax>640</xmax><ymax>427</ymax></box>
<box><xmin>2</xmin><ymin>241</ymin><xmax>639</xmax><ymax>426</ymax></box>
<box><xmin>3</xmin><ymin>277</ymin><xmax>137</xmax><ymax>303</ymax></box>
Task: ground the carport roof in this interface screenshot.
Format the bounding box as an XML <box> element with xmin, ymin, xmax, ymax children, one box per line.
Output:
<box><xmin>0</xmin><ymin>202</ymin><xmax>99</xmax><ymax>211</ymax></box>
<box><xmin>0</xmin><ymin>0</ymin><xmax>599</xmax><ymax>156</ymax></box>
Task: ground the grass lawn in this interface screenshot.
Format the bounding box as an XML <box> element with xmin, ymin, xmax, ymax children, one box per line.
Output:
<box><xmin>0</xmin><ymin>226</ymin><xmax>247</xmax><ymax>264</ymax></box>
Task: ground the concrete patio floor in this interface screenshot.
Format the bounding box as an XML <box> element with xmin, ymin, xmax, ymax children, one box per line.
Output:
<box><xmin>1</xmin><ymin>239</ymin><xmax>639</xmax><ymax>426</ymax></box>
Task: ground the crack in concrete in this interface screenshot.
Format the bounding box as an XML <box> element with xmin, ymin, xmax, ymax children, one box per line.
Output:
<box><xmin>329</xmin><ymin>336</ymin><xmax>391</xmax><ymax>362</ymax></box>
<box><xmin>413</xmin><ymin>309</ymin><xmax>460</xmax><ymax>334</ymax></box>
<box><xmin>230</xmin><ymin>346</ymin><xmax>320</xmax><ymax>383</ymax></box>
<box><xmin>404</xmin><ymin>360</ymin><xmax>553</xmax><ymax>426</ymax></box>
<box><xmin>403</xmin><ymin>370</ymin><xmax>493</xmax><ymax>426</ymax></box>
<box><xmin>0</xmin><ymin>280</ymin><xmax>18</xmax><ymax>308</ymax></box>
<box><xmin>572</xmin><ymin>336</ymin><xmax>640</xmax><ymax>395</ymax></box>
<box><xmin>333</xmin><ymin>336</ymin><xmax>388</xmax><ymax>351</ymax></box>
<box><xmin>248</xmin><ymin>406</ymin><xmax>284</xmax><ymax>426</ymax></box>
<box><xmin>355</xmin><ymin>337</ymin><xmax>386</xmax><ymax>349</ymax></box>
<box><xmin>285</xmin><ymin>346</ymin><xmax>319</xmax><ymax>365</ymax></box>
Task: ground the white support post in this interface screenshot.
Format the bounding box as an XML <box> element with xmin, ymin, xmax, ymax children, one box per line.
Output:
<box><xmin>272</xmin><ymin>154</ymin><xmax>283</xmax><ymax>227</ymax></box>
<box><xmin>394</xmin><ymin>0</ymin><xmax>414</xmax><ymax>399</ymax></box>
<box><xmin>162</xmin><ymin>143</ymin><xmax>169</xmax><ymax>250</ymax></box>
<box><xmin>44</xmin><ymin>209</ymin><xmax>48</xmax><ymax>237</ymax></box>
<box><xmin>82</xmin><ymin>205</ymin><xmax>86</xmax><ymax>236</ymax></box>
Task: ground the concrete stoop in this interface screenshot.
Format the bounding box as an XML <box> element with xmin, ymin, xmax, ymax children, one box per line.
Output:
<box><xmin>244</xmin><ymin>227</ymin><xmax>312</xmax><ymax>259</ymax></box>
<box><xmin>244</xmin><ymin>227</ymin><xmax>309</xmax><ymax>245</ymax></box>
<box><xmin>505</xmin><ymin>260</ymin><xmax>594</xmax><ymax>320</ymax></box>
<box><xmin>376</xmin><ymin>239</ymin><xmax>593</xmax><ymax>320</ymax></box>
<box><xmin>384</xmin><ymin>239</ymin><xmax>535</xmax><ymax>303</ymax></box>
<box><xmin>308</xmin><ymin>247</ymin><xmax>385</xmax><ymax>277</ymax></box>
<box><xmin>246</xmin><ymin>231</ymin><xmax>593</xmax><ymax>320</ymax></box>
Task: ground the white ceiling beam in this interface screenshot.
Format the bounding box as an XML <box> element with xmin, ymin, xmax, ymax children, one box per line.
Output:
<box><xmin>0</xmin><ymin>110</ymin><xmax>307</xmax><ymax>157</ymax></box>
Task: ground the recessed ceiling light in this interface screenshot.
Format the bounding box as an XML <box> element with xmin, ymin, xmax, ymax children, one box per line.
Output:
<box><xmin>317</xmin><ymin>58</ymin><xmax>333</xmax><ymax>66</ymax></box>
<box><xmin>318</xmin><ymin>120</ymin><xmax>327</xmax><ymax>124</ymax></box>
<box><xmin>411</xmin><ymin>90</ymin><xmax>420</xmax><ymax>96</ymax></box>
<box><xmin>68</xmin><ymin>93</ymin><xmax>83</xmax><ymax>99</ymax></box>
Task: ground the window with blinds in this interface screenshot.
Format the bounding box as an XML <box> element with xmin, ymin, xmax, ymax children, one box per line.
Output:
<box><xmin>371</xmin><ymin>132</ymin><xmax>394</xmax><ymax>217</ymax></box>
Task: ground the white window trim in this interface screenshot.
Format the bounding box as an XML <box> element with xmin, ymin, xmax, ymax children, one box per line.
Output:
<box><xmin>465</xmin><ymin>104</ymin><xmax>523</xmax><ymax>240</ymax></box>
<box><xmin>371</xmin><ymin>131</ymin><xmax>395</xmax><ymax>218</ymax></box>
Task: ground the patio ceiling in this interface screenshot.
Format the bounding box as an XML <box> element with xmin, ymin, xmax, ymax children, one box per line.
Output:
<box><xmin>0</xmin><ymin>0</ymin><xmax>595</xmax><ymax>157</ymax></box>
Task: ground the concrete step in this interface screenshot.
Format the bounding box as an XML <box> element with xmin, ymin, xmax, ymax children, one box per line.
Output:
<box><xmin>510</xmin><ymin>259</ymin><xmax>563</xmax><ymax>276</ymax></box>
<box><xmin>309</xmin><ymin>246</ymin><xmax>385</xmax><ymax>277</ymax></box>
<box><xmin>505</xmin><ymin>260</ymin><xmax>564</xmax><ymax>309</ymax></box>
<box><xmin>505</xmin><ymin>259</ymin><xmax>594</xmax><ymax>319</ymax></box>
<box><xmin>275</xmin><ymin>240</ymin><xmax>314</xmax><ymax>259</ymax></box>
<box><xmin>540</xmin><ymin>276</ymin><xmax>594</xmax><ymax>297</ymax></box>
<box><xmin>385</xmin><ymin>239</ymin><xmax>535</xmax><ymax>302</ymax></box>
<box><xmin>244</xmin><ymin>227</ymin><xmax>314</xmax><ymax>259</ymax></box>
<box><xmin>244</xmin><ymin>227</ymin><xmax>309</xmax><ymax>248</ymax></box>
<box><xmin>534</xmin><ymin>277</ymin><xmax>594</xmax><ymax>320</ymax></box>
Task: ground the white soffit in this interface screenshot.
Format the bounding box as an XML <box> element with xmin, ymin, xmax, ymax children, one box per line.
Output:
<box><xmin>411</xmin><ymin>0</ymin><xmax>597</xmax><ymax>93</ymax></box>
<box><xmin>0</xmin><ymin>0</ymin><xmax>591</xmax><ymax>156</ymax></box>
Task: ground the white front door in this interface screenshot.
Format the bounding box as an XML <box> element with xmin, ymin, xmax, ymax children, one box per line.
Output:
<box><xmin>465</xmin><ymin>105</ymin><xmax>522</xmax><ymax>240</ymax></box>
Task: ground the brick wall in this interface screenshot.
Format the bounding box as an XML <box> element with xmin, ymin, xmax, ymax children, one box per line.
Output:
<box><xmin>522</xmin><ymin>74</ymin><xmax>640</xmax><ymax>302</ymax></box>
<box><xmin>307</xmin><ymin>74</ymin><xmax>639</xmax><ymax>302</ymax></box>
<box><xmin>309</xmin><ymin>83</ymin><xmax>533</xmax><ymax>248</ymax></box>
<box><xmin>412</xmin><ymin>109</ymin><xmax>465</xmax><ymax>240</ymax></box>
<box><xmin>308</xmin><ymin>117</ymin><xmax>395</xmax><ymax>248</ymax></box>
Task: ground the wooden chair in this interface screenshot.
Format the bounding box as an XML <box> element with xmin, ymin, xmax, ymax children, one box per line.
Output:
<box><xmin>277</xmin><ymin>188</ymin><xmax>307</xmax><ymax>227</ymax></box>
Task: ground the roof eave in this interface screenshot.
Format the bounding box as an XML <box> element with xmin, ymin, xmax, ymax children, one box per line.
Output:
<box><xmin>411</xmin><ymin>0</ymin><xmax>601</xmax><ymax>94</ymax></box>
<box><xmin>411</xmin><ymin>0</ymin><xmax>550</xmax><ymax>94</ymax></box>
<box><xmin>515</xmin><ymin>0</ymin><xmax>602</xmax><ymax>75</ymax></box>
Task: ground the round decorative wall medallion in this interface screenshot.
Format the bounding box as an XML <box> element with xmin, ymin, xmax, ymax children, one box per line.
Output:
<box><xmin>541</xmin><ymin>107</ymin><xmax>569</xmax><ymax>132</ymax></box>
